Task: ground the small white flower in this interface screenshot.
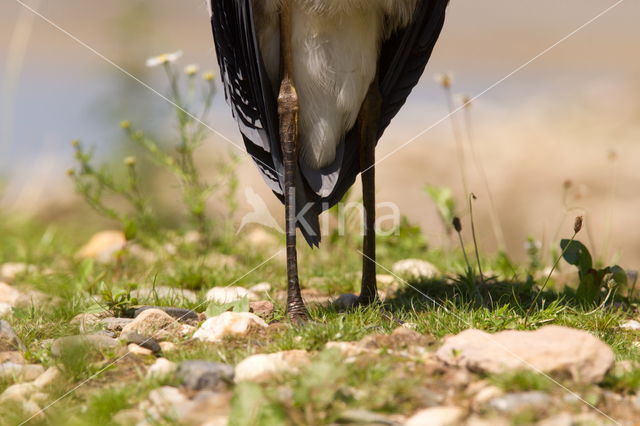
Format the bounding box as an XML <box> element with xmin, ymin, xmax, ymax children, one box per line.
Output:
<box><xmin>184</xmin><ymin>64</ymin><xmax>200</xmax><ymax>76</ymax></box>
<box><xmin>146</xmin><ymin>50</ymin><xmax>183</xmax><ymax>67</ymax></box>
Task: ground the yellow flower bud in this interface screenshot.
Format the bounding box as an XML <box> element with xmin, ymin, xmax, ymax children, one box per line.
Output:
<box><xmin>184</xmin><ymin>64</ymin><xmax>200</xmax><ymax>76</ymax></box>
<box><xmin>203</xmin><ymin>71</ymin><xmax>215</xmax><ymax>82</ymax></box>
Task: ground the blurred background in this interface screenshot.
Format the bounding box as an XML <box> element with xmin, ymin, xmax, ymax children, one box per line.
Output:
<box><xmin>1</xmin><ymin>0</ymin><xmax>639</xmax><ymax>266</ymax></box>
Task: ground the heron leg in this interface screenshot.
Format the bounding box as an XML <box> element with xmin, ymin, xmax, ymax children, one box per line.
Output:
<box><xmin>279</xmin><ymin>0</ymin><xmax>308</xmax><ymax>323</ymax></box>
<box><xmin>358</xmin><ymin>79</ymin><xmax>382</xmax><ymax>305</ymax></box>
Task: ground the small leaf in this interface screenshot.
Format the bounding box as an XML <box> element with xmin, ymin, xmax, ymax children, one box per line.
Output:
<box><xmin>560</xmin><ymin>239</ymin><xmax>592</xmax><ymax>273</ymax></box>
<box><xmin>205</xmin><ymin>296</ymin><xmax>250</xmax><ymax>317</ymax></box>
<box><xmin>425</xmin><ymin>185</ymin><xmax>457</xmax><ymax>226</ymax></box>
<box><xmin>608</xmin><ymin>265</ymin><xmax>628</xmax><ymax>288</ymax></box>
<box><xmin>124</xmin><ymin>219</ymin><xmax>138</xmax><ymax>241</ymax></box>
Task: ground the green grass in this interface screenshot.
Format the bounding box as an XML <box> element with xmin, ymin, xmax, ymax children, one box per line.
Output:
<box><xmin>1</xmin><ymin>214</ymin><xmax>640</xmax><ymax>425</ymax></box>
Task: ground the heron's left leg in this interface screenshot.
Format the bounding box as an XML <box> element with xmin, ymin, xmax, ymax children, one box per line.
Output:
<box><xmin>279</xmin><ymin>0</ymin><xmax>308</xmax><ymax>322</ymax></box>
<box><xmin>357</xmin><ymin>80</ymin><xmax>382</xmax><ymax>305</ymax></box>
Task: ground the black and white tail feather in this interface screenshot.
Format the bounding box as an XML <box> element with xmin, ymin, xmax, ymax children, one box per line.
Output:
<box><xmin>208</xmin><ymin>0</ymin><xmax>448</xmax><ymax>247</ymax></box>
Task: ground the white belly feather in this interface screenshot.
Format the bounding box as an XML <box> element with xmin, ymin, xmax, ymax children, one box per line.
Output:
<box><xmin>253</xmin><ymin>0</ymin><xmax>418</xmax><ymax>169</ymax></box>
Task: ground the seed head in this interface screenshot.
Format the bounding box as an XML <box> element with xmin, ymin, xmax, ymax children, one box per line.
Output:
<box><xmin>71</xmin><ymin>139</ymin><xmax>80</xmax><ymax>148</ymax></box>
<box><xmin>452</xmin><ymin>216</ymin><xmax>462</xmax><ymax>233</ymax></box>
<box><xmin>563</xmin><ymin>179</ymin><xmax>572</xmax><ymax>190</ymax></box>
<box><xmin>574</xmin><ymin>216</ymin><xmax>583</xmax><ymax>234</ymax></box>
<box><xmin>435</xmin><ymin>73</ymin><xmax>452</xmax><ymax>89</ymax></box>
<box><xmin>66</xmin><ymin>168</ymin><xmax>75</xmax><ymax>177</ymax></box>
<box><xmin>459</xmin><ymin>94</ymin><xmax>472</xmax><ymax>109</ymax></box>
<box><xmin>124</xmin><ymin>156</ymin><xmax>137</xmax><ymax>167</ymax></box>
<box><xmin>203</xmin><ymin>71</ymin><xmax>215</xmax><ymax>82</ymax></box>
<box><xmin>120</xmin><ymin>120</ymin><xmax>131</xmax><ymax>130</ymax></box>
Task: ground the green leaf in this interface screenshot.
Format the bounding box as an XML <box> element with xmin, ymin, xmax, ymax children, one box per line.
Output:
<box><xmin>560</xmin><ymin>239</ymin><xmax>592</xmax><ymax>273</ymax></box>
<box><xmin>608</xmin><ymin>265</ymin><xmax>628</xmax><ymax>288</ymax></box>
<box><xmin>123</xmin><ymin>219</ymin><xmax>137</xmax><ymax>241</ymax></box>
<box><xmin>424</xmin><ymin>185</ymin><xmax>457</xmax><ymax>225</ymax></box>
<box><xmin>205</xmin><ymin>296</ymin><xmax>250</xmax><ymax>318</ymax></box>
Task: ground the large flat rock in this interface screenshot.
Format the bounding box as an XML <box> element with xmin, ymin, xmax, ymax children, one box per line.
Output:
<box><xmin>435</xmin><ymin>325</ymin><xmax>614</xmax><ymax>384</ymax></box>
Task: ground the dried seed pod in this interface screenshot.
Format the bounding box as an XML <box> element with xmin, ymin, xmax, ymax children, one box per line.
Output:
<box><xmin>574</xmin><ymin>216</ymin><xmax>583</xmax><ymax>234</ymax></box>
<box><xmin>452</xmin><ymin>217</ymin><xmax>462</xmax><ymax>233</ymax></box>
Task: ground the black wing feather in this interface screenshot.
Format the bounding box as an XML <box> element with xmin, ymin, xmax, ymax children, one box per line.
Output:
<box><xmin>210</xmin><ymin>0</ymin><xmax>449</xmax><ymax>246</ymax></box>
<box><xmin>210</xmin><ymin>0</ymin><xmax>284</xmax><ymax>197</ymax></box>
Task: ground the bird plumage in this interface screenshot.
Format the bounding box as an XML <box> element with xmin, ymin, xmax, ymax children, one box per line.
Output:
<box><xmin>209</xmin><ymin>0</ymin><xmax>449</xmax><ymax>246</ymax></box>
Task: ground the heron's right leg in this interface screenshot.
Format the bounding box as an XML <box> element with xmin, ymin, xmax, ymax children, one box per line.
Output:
<box><xmin>279</xmin><ymin>0</ymin><xmax>308</xmax><ymax>323</ymax></box>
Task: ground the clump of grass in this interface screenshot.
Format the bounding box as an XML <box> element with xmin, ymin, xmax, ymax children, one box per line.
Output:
<box><xmin>490</xmin><ymin>370</ymin><xmax>552</xmax><ymax>393</ymax></box>
<box><xmin>451</xmin><ymin>195</ymin><xmax>485</xmax><ymax>304</ymax></box>
<box><xmin>81</xmin><ymin>387</ymin><xmax>135</xmax><ymax>425</ymax></box>
<box><xmin>602</xmin><ymin>365</ymin><xmax>640</xmax><ymax>393</ymax></box>
<box><xmin>69</xmin><ymin>55</ymin><xmax>239</xmax><ymax>249</ymax></box>
<box><xmin>525</xmin><ymin>216</ymin><xmax>583</xmax><ymax>321</ymax></box>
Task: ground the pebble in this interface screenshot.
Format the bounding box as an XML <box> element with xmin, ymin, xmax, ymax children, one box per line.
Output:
<box><xmin>193</xmin><ymin>312</ymin><xmax>267</xmax><ymax>343</ymax></box>
<box><xmin>71</xmin><ymin>311</ymin><xmax>111</xmax><ymax>330</ymax></box>
<box><xmin>332</xmin><ymin>293</ymin><xmax>359</xmax><ymax>311</ymax></box>
<box><xmin>128</xmin><ymin>343</ymin><xmax>153</xmax><ymax>356</ymax></box>
<box><xmin>435</xmin><ymin>325</ymin><xmax>614</xmax><ymax>384</ymax></box>
<box><xmin>159</xmin><ymin>341</ymin><xmax>177</xmax><ymax>353</ymax></box>
<box><xmin>180</xmin><ymin>391</ymin><xmax>231</xmax><ymax>426</ymax></box>
<box><xmin>0</xmin><ymin>302</ymin><xmax>11</xmax><ymax>316</ymax></box>
<box><xmin>100</xmin><ymin>317</ymin><xmax>134</xmax><ymax>331</ymax></box>
<box><xmin>120</xmin><ymin>308</ymin><xmax>181</xmax><ymax>340</ymax></box>
<box><xmin>473</xmin><ymin>386</ymin><xmax>504</xmax><ymax>406</ymax></box>
<box><xmin>488</xmin><ymin>391</ymin><xmax>552</xmax><ymax>414</ymax></box>
<box><xmin>176</xmin><ymin>360</ymin><xmax>235</xmax><ymax>391</ymax></box>
<box><xmin>130</xmin><ymin>286</ymin><xmax>197</xmax><ymax>303</ymax></box>
<box><xmin>392</xmin><ymin>259</ymin><xmax>440</xmax><ymax>281</ymax></box>
<box><xmin>0</xmin><ymin>263</ymin><xmax>33</xmax><ymax>283</ymax></box>
<box><xmin>234</xmin><ymin>350</ymin><xmax>311</xmax><ymax>382</ymax></box>
<box><xmin>0</xmin><ymin>351</ymin><xmax>26</xmax><ymax>364</ymax></box>
<box><xmin>0</xmin><ymin>382</ymin><xmax>38</xmax><ymax>403</ymax></box>
<box><xmin>147</xmin><ymin>358</ymin><xmax>177</xmax><ymax>380</ymax></box>
<box><xmin>0</xmin><ymin>282</ymin><xmax>22</xmax><ymax>306</ymax></box>
<box><xmin>140</xmin><ymin>386</ymin><xmax>190</xmax><ymax>421</ymax></box>
<box><xmin>74</xmin><ymin>314</ymin><xmax>134</xmax><ymax>334</ymax></box>
<box><xmin>249</xmin><ymin>301</ymin><xmax>274</xmax><ymax>319</ymax></box>
<box><xmin>0</xmin><ymin>320</ymin><xmax>25</xmax><ymax>351</ymax></box>
<box><xmin>620</xmin><ymin>320</ymin><xmax>640</xmax><ymax>330</ymax></box>
<box><xmin>536</xmin><ymin>412</ymin><xmax>574</xmax><ymax>426</ymax></box>
<box><xmin>337</xmin><ymin>409</ymin><xmax>398</xmax><ymax>425</ymax></box>
<box><xmin>120</xmin><ymin>331</ymin><xmax>162</xmax><ymax>355</ymax></box>
<box><xmin>206</xmin><ymin>286</ymin><xmax>258</xmax><ymax>304</ymax></box>
<box><xmin>112</xmin><ymin>408</ymin><xmax>145</xmax><ymax>425</ymax></box>
<box><xmin>77</xmin><ymin>230</ymin><xmax>127</xmax><ymax>263</ymax></box>
<box><xmin>33</xmin><ymin>367</ymin><xmax>61</xmax><ymax>388</ymax></box>
<box><xmin>248</xmin><ymin>282</ymin><xmax>272</xmax><ymax>293</ymax></box>
<box><xmin>50</xmin><ymin>334</ymin><xmax>119</xmax><ymax>357</ymax></box>
<box><xmin>404</xmin><ymin>406</ymin><xmax>465</xmax><ymax>426</ymax></box>
<box><xmin>0</xmin><ymin>363</ymin><xmax>44</xmax><ymax>382</ymax></box>
<box><xmin>129</xmin><ymin>306</ymin><xmax>198</xmax><ymax>322</ymax></box>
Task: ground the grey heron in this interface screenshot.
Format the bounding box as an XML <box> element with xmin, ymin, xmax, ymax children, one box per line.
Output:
<box><xmin>209</xmin><ymin>0</ymin><xmax>449</xmax><ymax>322</ymax></box>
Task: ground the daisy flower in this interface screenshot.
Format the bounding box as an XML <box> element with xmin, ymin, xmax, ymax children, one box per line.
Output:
<box><xmin>146</xmin><ymin>50</ymin><xmax>183</xmax><ymax>67</ymax></box>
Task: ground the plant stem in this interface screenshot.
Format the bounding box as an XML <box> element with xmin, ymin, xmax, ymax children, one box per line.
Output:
<box><xmin>525</xmin><ymin>231</ymin><xmax>578</xmax><ymax>324</ymax></box>
<box><xmin>468</xmin><ymin>193</ymin><xmax>485</xmax><ymax>287</ymax></box>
